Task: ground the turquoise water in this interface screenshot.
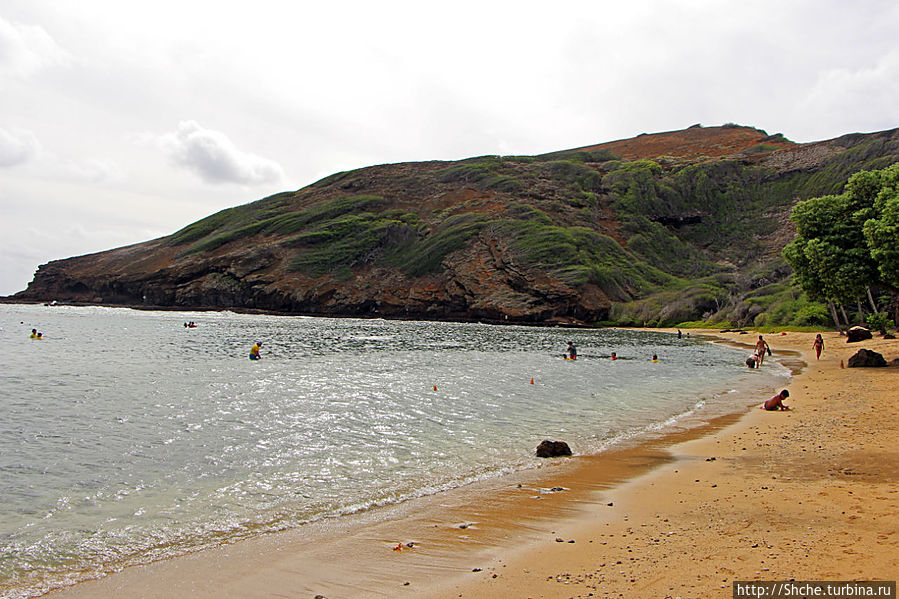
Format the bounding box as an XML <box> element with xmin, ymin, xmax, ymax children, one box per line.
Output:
<box><xmin>0</xmin><ymin>305</ymin><xmax>788</xmax><ymax>598</ymax></box>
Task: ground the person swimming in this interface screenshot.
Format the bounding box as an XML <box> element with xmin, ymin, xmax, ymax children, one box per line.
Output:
<box><xmin>610</xmin><ymin>352</ymin><xmax>617</xmax><ymax>360</ymax></box>
<box><xmin>652</xmin><ymin>353</ymin><xmax>658</xmax><ymax>362</ymax></box>
<box><xmin>30</xmin><ymin>328</ymin><xmax>38</xmax><ymax>338</ymax></box>
<box><xmin>249</xmin><ymin>341</ymin><xmax>262</xmax><ymax>360</ymax></box>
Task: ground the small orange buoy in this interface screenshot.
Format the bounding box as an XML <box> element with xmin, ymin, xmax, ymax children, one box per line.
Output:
<box><xmin>393</xmin><ymin>543</ymin><xmax>403</xmax><ymax>551</ymax></box>
<box><xmin>840</xmin><ymin>359</ymin><xmax>844</xmax><ymax>369</ymax></box>
<box><xmin>433</xmin><ymin>385</ymin><xmax>437</xmax><ymax>391</ymax></box>
<box><xmin>530</xmin><ymin>378</ymin><xmax>534</xmax><ymax>385</ymax></box>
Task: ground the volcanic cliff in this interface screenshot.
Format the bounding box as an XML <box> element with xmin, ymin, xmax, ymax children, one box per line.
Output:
<box><xmin>11</xmin><ymin>124</ymin><xmax>899</xmax><ymax>326</ymax></box>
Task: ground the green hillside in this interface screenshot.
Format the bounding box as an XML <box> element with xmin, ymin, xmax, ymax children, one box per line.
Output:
<box><xmin>14</xmin><ymin>125</ymin><xmax>899</xmax><ymax>328</ymax></box>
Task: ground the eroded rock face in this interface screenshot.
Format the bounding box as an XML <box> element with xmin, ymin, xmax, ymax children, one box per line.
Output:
<box><xmin>535</xmin><ymin>440</ymin><xmax>572</xmax><ymax>458</ymax></box>
<box><xmin>15</xmin><ymin>238</ymin><xmax>611</xmax><ymax>324</ymax></box>
<box><xmin>847</xmin><ymin>349</ymin><xmax>887</xmax><ymax>368</ymax></box>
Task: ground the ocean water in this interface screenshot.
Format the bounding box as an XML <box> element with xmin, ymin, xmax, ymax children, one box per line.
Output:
<box><xmin>0</xmin><ymin>305</ymin><xmax>789</xmax><ymax>597</ymax></box>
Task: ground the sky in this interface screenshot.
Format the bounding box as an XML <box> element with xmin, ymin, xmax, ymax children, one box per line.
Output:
<box><xmin>1</xmin><ymin>1</ymin><xmax>898</xmax><ymax>295</ymax></box>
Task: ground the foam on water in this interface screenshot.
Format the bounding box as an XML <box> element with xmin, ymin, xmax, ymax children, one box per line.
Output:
<box><xmin>0</xmin><ymin>305</ymin><xmax>789</xmax><ymax>597</ymax></box>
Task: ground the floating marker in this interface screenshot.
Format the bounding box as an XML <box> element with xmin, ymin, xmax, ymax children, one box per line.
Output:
<box><xmin>433</xmin><ymin>385</ymin><xmax>437</xmax><ymax>391</ymax></box>
<box><xmin>530</xmin><ymin>378</ymin><xmax>534</xmax><ymax>385</ymax></box>
<box><xmin>840</xmin><ymin>359</ymin><xmax>844</xmax><ymax>369</ymax></box>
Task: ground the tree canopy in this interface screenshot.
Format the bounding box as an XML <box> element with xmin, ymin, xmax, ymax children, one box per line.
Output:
<box><xmin>784</xmin><ymin>163</ymin><xmax>899</xmax><ymax>326</ymax></box>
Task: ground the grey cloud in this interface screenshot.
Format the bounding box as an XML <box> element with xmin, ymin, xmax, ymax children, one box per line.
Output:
<box><xmin>0</xmin><ymin>127</ymin><xmax>40</xmax><ymax>167</ymax></box>
<box><xmin>156</xmin><ymin>121</ymin><xmax>285</xmax><ymax>185</ymax></box>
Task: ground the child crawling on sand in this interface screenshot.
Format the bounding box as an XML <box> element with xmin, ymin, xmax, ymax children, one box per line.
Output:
<box><xmin>762</xmin><ymin>389</ymin><xmax>790</xmax><ymax>411</ymax></box>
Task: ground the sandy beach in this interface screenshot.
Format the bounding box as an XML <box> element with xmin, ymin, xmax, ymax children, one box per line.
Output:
<box><xmin>44</xmin><ymin>330</ymin><xmax>898</xmax><ymax>599</ymax></box>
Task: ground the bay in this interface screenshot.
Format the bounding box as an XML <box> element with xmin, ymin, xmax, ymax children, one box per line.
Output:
<box><xmin>0</xmin><ymin>304</ymin><xmax>788</xmax><ymax>598</ymax></box>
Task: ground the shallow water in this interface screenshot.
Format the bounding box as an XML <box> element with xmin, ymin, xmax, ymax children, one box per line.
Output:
<box><xmin>0</xmin><ymin>305</ymin><xmax>788</xmax><ymax>597</ymax></box>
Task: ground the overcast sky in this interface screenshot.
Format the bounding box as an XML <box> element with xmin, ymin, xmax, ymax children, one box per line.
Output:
<box><xmin>1</xmin><ymin>1</ymin><xmax>897</xmax><ymax>295</ymax></box>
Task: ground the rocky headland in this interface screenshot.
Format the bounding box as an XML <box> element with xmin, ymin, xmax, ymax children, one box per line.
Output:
<box><xmin>9</xmin><ymin>124</ymin><xmax>899</xmax><ymax>326</ymax></box>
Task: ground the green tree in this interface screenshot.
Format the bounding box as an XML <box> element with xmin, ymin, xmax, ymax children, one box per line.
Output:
<box><xmin>783</xmin><ymin>166</ymin><xmax>894</xmax><ymax>328</ymax></box>
<box><xmin>862</xmin><ymin>163</ymin><xmax>899</xmax><ymax>324</ymax></box>
<box><xmin>863</xmin><ymin>163</ymin><xmax>899</xmax><ymax>288</ymax></box>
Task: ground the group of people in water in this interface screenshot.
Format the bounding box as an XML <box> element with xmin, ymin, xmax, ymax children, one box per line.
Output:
<box><xmin>245</xmin><ymin>330</ymin><xmax>801</xmax><ymax>413</ymax></box>
<box><xmin>566</xmin><ymin>332</ymin><xmax>796</xmax><ymax>413</ymax></box>
<box><xmin>29</xmin><ymin>328</ymin><xmax>43</xmax><ymax>339</ymax></box>
<box><xmin>564</xmin><ymin>342</ymin><xmax>650</xmax><ymax>362</ymax></box>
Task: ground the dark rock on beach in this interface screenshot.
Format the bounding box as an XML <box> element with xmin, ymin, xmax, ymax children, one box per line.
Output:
<box><xmin>847</xmin><ymin>348</ymin><xmax>887</xmax><ymax>368</ymax></box>
<box><xmin>536</xmin><ymin>440</ymin><xmax>572</xmax><ymax>458</ymax></box>
<box><xmin>846</xmin><ymin>326</ymin><xmax>873</xmax><ymax>343</ymax></box>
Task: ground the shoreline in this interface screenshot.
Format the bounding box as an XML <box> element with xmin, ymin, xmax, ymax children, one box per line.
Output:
<box><xmin>425</xmin><ymin>330</ymin><xmax>899</xmax><ymax>598</ymax></box>
<box><xmin>35</xmin><ymin>330</ymin><xmax>898</xmax><ymax>598</ymax></box>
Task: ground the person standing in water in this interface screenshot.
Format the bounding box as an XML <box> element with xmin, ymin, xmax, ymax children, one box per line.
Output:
<box><xmin>567</xmin><ymin>342</ymin><xmax>577</xmax><ymax>360</ymax></box>
<box><xmin>249</xmin><ymin>341</ymin><xmax>262</xmax><ymax>360</ymax></box>
<box><xmin>755</xmin><ymin>335</ymin><xmax>770</xmax><ymax>366</ymax></box>
<box><xmin>812</xmin><ymin>334</ymin><xmax>824</xmax><ymax>360</ymax></box>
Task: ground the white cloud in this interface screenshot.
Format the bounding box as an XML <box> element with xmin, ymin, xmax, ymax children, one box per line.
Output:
<box><xmin>152</xmin><ymin>120</ymin><xmax>286</xmax><ymax>186</ymax></box>
<box><xmin>58</xmin><ymin>157</ymin><xmax>123</xmax><ymax>184</ymax></box>
<box><xmin>1</xmin><ymin>0</ymin><xmax>898</xmax><ymax>296</ymax></box>
<box><xmin>0</xmin><ymin>14</ymin><xmax>71</xmax><ymax>77</ymax></box>
<box><xmin>798</xmin><ymin>50</ymin><xmax>899</xmax><ymax>136</ymax></box>
<box><xmin>0</xmin><ymin>127</ymin><xmax>40</xmax><ymax>167</ymax></box>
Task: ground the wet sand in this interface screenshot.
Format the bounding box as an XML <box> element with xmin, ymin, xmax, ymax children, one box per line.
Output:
<box><xmin>44</xmin><ymin>331</ymin><xmax>898</xmax><ymax>598</ymax></box>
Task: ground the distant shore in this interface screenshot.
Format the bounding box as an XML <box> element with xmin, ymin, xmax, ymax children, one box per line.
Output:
<box><xmin>44</xmin><ymin>330</ymin><xmax>898</xmax><ymax>599</ymax></box>
<box><xmin>0</xmin><ymin>298</ymin><xmax>601</xmax><ymax>328</ymax></box>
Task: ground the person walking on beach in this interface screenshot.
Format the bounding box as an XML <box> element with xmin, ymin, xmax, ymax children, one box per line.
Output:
<box><xmin>755</xmin><ymin>335</ymin><xmax>770</xmax><ymax>367</ymax></box>
<box><xmin>762</xmin><ymin>389</ymin><xmax>790</xmax><ymax>411</ymax></box>
<box><xmin>812</xmin><ymin>334</ymin><xmax>824</xmax><ymax>360</ymax></box>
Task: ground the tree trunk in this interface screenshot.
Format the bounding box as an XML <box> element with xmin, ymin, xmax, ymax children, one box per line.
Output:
<box><xmin>829</xmin><ymin>301</ymin><xmax>843</xmax><ymax>332</ymax></box>
<box><xmin>840</xmin><ymin>304</ymin><xmax>851</xmax><ymax>327</ymax></box>
<box><xmin>866</xmin><ymin>286</ymin><xmax>879</xmax><ymax>313</ymax></box>
<box><xmin>857</xmin><ymin>300</ymin><xmax>865</xmax><ymax>323</ymax></box>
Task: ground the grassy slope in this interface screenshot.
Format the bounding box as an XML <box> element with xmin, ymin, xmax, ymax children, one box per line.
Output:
<box><xmin>163</xmin><ymin>127</ymin><xmax>899</xmax><ymax>327</ymax></box>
